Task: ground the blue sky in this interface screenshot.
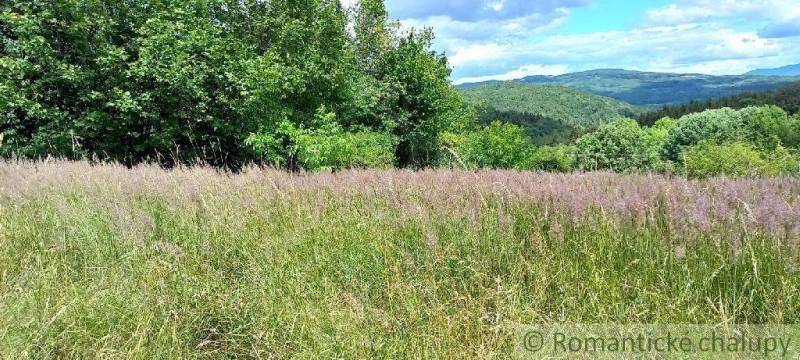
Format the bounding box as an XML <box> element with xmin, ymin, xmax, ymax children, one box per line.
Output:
<box><xmin>365</xmin><ymin>0</ymin><xmax>800</xmax><ymax>84</ymax></box>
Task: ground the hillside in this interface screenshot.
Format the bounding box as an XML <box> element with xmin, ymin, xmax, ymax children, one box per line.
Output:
<box><xmin>636</xmin><ymin>81</ymin><xmax>800</xmax><ymax>126</ymax></box>
<box><xmin>458</xmin><ymin>69</ymin><xmax>798</xmax><ymax>107</ymax></box>
<box><xmin>461</xmin><ymin>83</ymin><xmax>641</xmax><ymax>126</ymax></box>
<box><xmin>746</xmin><ymin>63</ymin><xmax>800</xmax><ymax>77</ymax></box>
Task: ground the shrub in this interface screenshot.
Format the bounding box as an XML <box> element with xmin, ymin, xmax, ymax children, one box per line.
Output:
<box><xmin>642</xmin><ymin>117</ymin><xmax>676</xmax><ymax>172</ymax></box>
<box><xmin>575</xmin><ymin>118</ymin><xmax>658</xmax><ymax>172</ymax></box>
<box><xmin>662</xmin><ymin>108</ymin><xmax>743</xmax><ymax>162</ymax></box>
<box><xmin>524</xmin><ymin>145</ymin><xmax>576</xmax><ymax>172</ymax></box>
<box><xmin>246</xmin><ymin>108</ymin><xmax>396</xmax><ymax>171</ymax></box>
<box><xmin>441</xmin><ymin>121</ymin><xmax>533</xmax><ymax>169</ymax></box>
<box><xmin>295</xmin><ymin>130</ymin><xmax>396</xmax><ymax>171</ymax></box>
<box><xmin>663</xmin><ymin>106</ymin><xmax>794</xmax><ymax>163</ymax></box>
<box><xmin>761</xmin><ymin>146</ymin><xmax>800</xmax><ymax>176</ymax></box>
<box><xmin>682</xmin><ymin>142</ymin><xmax>767</xmax><ymax>178</ymax></box>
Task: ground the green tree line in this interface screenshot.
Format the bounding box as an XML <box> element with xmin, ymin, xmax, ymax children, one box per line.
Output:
<box><xmin>1</xmin><ymin>0</ymin><xmax>470</xmax><ymax>169</ymax></box>
<box><xmin>450</xmin><ymin>105</ymin><xmax>800</xmax><ymax>178</ymax></box>
<box><xmin>636</xmin><ymin>82</ymin><xmax>800</xmax><ymax>126</ymax></box>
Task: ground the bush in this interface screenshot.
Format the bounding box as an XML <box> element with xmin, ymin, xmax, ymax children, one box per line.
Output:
<box><xmin>575</xmin><ymin>119</ymin><xmax>659</xmax><ymax>172</ymax></box>
<box><xmin>761</xmin><ymin>146</ymin><xmax>800</xmax><ymax>176</ymax></box>
<box><xmin>663</xmin><ymin>106</ymin><xmax>793</xmax><ymax>163</ymax></box>
<box><xmin>246</xmin><ymin>108</ymin><xmax>396</xmax><ymax>171</ymax></box>
<box><xmin>683</xmin><ymin>142</ymin><xmax>767</xmax><ymax>178</ymax></box>
<box><xmin>441</xmin><ymin>121</ymin><xmax>533</xmax><ymax>169</ymax></box>
<box><xmin>524</xmin><ymin>145</ymin><xmax>576</xmax><ymax>172</ymax></box>
<box><xmin>296</xmin><ymin>131</ymin><xmax>396</xmax><ymax>171</ymax></box>
<box><xmin>642</xmin><ymin>117</ymin><xmax>676</xmax><ymax>172</ymax></box>
<box><xmin>662</xmin><ymin>108</ymin><xmax>743</xmax><ymax>162</ymax></box>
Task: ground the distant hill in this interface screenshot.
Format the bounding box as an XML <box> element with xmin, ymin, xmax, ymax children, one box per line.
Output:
<box><xmin>636</xmin><ymin>81</ymin><xmax>800</xmax><ymax>126</ymax></box>
<box><xmin>746</xmin><ymin>63</ymin><xmax>800</xmax><ymax>77</ymax></box>
<box><xmin>461</xmin><ymin>83</ymin><xmax>642</xmax><ymax>127</ymax></box>
<box><xmin>457</xmin><ymin>69</ymin><xmax>798</xmax><ymax>107</ymax></box>
<box><xmin>460</xmin><ymin>83</ymin><xmax>641</xmax><ymax>144</ymax></box>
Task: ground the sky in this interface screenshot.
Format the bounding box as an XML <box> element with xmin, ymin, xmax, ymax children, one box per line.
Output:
<box><xmin>358</xmin><ymin>0</ymin><xmax>800</xmax><ymax>84</ymax></box>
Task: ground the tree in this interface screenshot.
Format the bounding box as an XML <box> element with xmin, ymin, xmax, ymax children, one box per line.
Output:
<box><xmin>1</xmin><ymin>0</ymin><xmax>472</xmax><ymax>170</ymax></box>
<box><xmin>575</xmin><ymin>119</ymin><xmax>657</xmax><ymax>172</ymax></box>
<box><xmin>380</xmin><ymin>30</ymin><xmax>471</xmax><ymax>167</ymax></box>
<box><xmin>661</xmin><ymin>108</ymin><xmax>743</xmax><ymax>162</ymax></box>
<box><xmin>662</xmin><ymin>106</ymin><xmax>795</xmax><ymax>164</ymax></box>
<box><xmin>245</xmin><ymin>106</ymin><xmax>395</xmax><ymax>171</ymax></box>
<box><xmin>353</xmin><ymin>0</ymin><xmax>391</xmax><ymax>76</ymax></box>
<box><xmin>641</xmin><ymin>117</ymin><xmax>676</xmax><ymax>172</ymax></box>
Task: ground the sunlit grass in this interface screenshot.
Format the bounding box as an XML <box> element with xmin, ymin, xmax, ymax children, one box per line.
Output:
<box><xmin>0</xmin><ymin>161</ymin><xmax>798</xmax><ymax>358</ymax></box>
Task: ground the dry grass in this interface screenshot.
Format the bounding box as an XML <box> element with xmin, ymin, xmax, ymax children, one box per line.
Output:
<box><xmin>0</xmin><ymin>161</ymin><xmax>799</xmax><ymax>358</ymax></box>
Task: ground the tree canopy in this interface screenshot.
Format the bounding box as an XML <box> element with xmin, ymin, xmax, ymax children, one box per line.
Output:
<box><xmin>0</xmin><ymin>0</ymin><xmax>468</xmax><ymax>169</ymax></box>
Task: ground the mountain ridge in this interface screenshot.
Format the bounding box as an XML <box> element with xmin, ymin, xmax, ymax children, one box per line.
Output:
<box><xmin>456</xmin><ymin>69</ymin><xmax>798</xmax><ymax>107</ymax></box>
<box><xmin>746</xmin><ymin>63</ymin><xmax>800</xmax><ymax>77</ymax></box>
<box><xmin>461</xmin><ymin>82</ymin><xmax>642</xmax><ymax>144</ymax></box>
<box><xmin>461</xmin><ymin>82</ymin><xmax>641</xmax><ymax>126</ymax></box>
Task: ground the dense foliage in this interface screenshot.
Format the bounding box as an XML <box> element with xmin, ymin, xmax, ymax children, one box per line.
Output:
<box><xmin>0</xmin><ymin>0</ymin><xmax>469</xmax><ymax>169</ymax></box>
<box><xmin>637</xmin><ymin>82</ymin><xmax>800</xmax><ymax>126</ymax></box>
<box><xmin>683</xmin><ymin>142</ymin><xmax>799</xmax><ymax>179</ymax></box>
<box><xmin>440</xmin><ymin>103</ymin><xmax>799</xmax><ymax>178</ymax></box>
<box><xmin>440</xmin><ymin>121</ymin><xmax>531</xmax><ymax>169</ymax></box>
<box><xmin>475</xmin><ymin>107</ymin><xmax>586</xmax><ymax>145</ymax></box>
<box><xmin>574</xmin><ymin>118</ymin><xmax>671</xmax><ymax>173</ymax></box>
<box><xmin>661</xmin><ymin>105</ymin><xmax>791</xmax><ymax>162</ymax></box>
<box><xmin>573</xmin><ymin>106</ymin><xmax>800</xmax><ymax>177</ymax></box>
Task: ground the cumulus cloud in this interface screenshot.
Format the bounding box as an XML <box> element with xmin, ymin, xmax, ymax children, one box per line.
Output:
<box><xmin>448</xmin><ymin>43</ymin><xmax>510</xmax><ymax>66</ymax></box>
<box><xmin>343</xmin><ymin>0</ymin><xmax>800</xmax><ymax>82</ymax></box>
<box><xmin>645</xmin><ymin>0</ymin><xmax>800</xmax><ymax>39</ymax></box>
<box><xmin>452</xmin><ymin>23</ymin><xmax>800</xmax><ymax>82</ymax></box>
<box><xmin>454</xmin><ymin>64</ymin><xmax>570</xmax><ymax>84</ymax></box>
<box><xmin>385</xmin><ymin>0</ymin><xmax>591</xmax><ymax>22</ymax></box>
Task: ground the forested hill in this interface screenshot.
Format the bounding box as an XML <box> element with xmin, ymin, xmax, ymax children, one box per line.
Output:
<box><xmin>458</xmin><ymin>69</ymin><xmax>798</xmax><ymax>107</ymax></box>
<box><xmin>459</xmin><ymin>83</ymin><xmax>642</xmax><ymax>145</ymax></box>
<box><xmin>636</xmin><ymin>81</ymin><xmax>800</xmax><ymax>126</ymax></box>
<box><xmin>461</xmin><ymin>83</ymin><xmax>641</xmax><ymax>126</ymax></box>
<box><xmin>746</xmin><ymin>63</ymin><xmax>800</xmax><ymax>77</ymax></box>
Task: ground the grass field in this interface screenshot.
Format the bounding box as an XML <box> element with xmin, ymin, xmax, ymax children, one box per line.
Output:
<box><xmin>1</xmin><ymin>161</ymin><xmax>799</xmax><ymax>358</ymax></box>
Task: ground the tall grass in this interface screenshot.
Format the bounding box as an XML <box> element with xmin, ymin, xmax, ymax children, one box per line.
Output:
<box><xmin>0</xmin><ymin>161</ymin><xmax>798</xmax><ymax>358</ymax></box>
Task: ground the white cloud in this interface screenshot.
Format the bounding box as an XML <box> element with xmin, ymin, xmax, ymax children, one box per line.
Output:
<box><xmin>448</xmin><ymin>43</ymin><xmax>510</xmax><ymax>66</ymax></box>
<box><xmin>347</xmin><ymin>0</ymin><xmax>800</xmax><ymax>80</ymax></box>
<box><xmin>649</xmin><ymin>59</ymin><xmax>764</xmax><ymax>75</ymax></box>
<box><xmin>454</xmin><ymin>22</ymin><xmax>799</xmax><ymax>80</ymax></box>
<box><xmin>383</xmin><ymin>0</ymin><xmax>584</xmax><ymax>74</ymax></box>
<box><xmin>385</xmin><ymin>0</ymin><xmax>591</xmax><ymax>22</ymax></box>
<box><xmin>400</xmin><ymin>9</ymin><xmax>571</xmax><ymax>47</ymax></box>
<box><xmin>703</xmin><ymin>33</ymin><xmax>782</xmax><ymax>59</ymax></box>
<box><xmin>646</xmin><ymin>0</ymin><xmax>800</xmax><ymax>38</ymax></box>
<box><xmin>454</xmin><ymin>64</ymin><xmax>570</xmax><ymax>84</ymax></box>
<box><xmin>646</xmin><ymin>0</ymin><xmax>800</xmax><ymax>24</ymax></box>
